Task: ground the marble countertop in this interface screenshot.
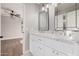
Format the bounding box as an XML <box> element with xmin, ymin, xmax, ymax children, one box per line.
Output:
<box><xmin>30</xmin><ymin>31</ymin><xmax>79</xmax><ymax>45</ymax></box>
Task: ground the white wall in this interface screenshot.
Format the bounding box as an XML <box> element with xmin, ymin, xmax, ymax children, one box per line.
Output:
<box><xmin>1</xmin><ymin>3</ymin><xmax>24</xmax><ymax>39</ymax></box>
<box><xmin>24</xmin><ymin>4</ymin><xmax>39</xmax><ymax>31</ymax></box>
<box><xmin>49</xmin><ymin>4</ymin><xmax>55</xmax><ymax>32</ymax></box>
<box><xmin>1</xmin><ymin>3</ymin><xmax>24</xmax><ymax>18</ymax></box>
<box><xmin>23</xmin><ymin>4</ymin><xmax>40</xmax><ymax>52</ymax></box>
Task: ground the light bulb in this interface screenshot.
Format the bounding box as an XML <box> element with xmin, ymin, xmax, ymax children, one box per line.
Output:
<box><xmin>52</xmin><ymin>3</ymin><xmax>57</xmax><ymax>7</ymax></box>
<box><xmin>45</xmin><ymin>9</ymin><xmax>47</xmax><ymax>12</ymax></box>
<box><xmin>42</xmin><ymin>7</ymin><xmax>45</xmax><ymax>11</ymax></box>
<box><xmin>46</xmin><ymin>4</ymin><xmax>49</xmax><ymax>8</ymax></box>
<box><xmin>52</xmin><ymin>3</ymin><xmax>54</xmax><ymax>6</ymax></box>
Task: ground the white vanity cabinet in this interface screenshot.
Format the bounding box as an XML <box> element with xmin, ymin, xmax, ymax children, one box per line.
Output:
<box><xmin>30</xmin><ymin>35</ymin><xmax>45</xmax><ymax>56</ymax></box>
<box><xmin>30</xmin><ymin>33</ymin><xmax>79</xmax><ymax>56</ymax></box>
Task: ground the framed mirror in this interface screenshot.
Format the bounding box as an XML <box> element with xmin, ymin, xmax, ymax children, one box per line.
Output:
<box><xmin>39</xmin><ymin>11</ymin><xmax>49</xmax><ymax>31</ymax></box>
<box><xmin>55</xmin><ymin>3</ymin><xmax>79</xmax><ymax>31</ymax></box>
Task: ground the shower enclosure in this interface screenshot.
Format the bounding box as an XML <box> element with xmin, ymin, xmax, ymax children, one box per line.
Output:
<box><xmin>0</xmin><ymin>3</ymin><xmax>24</xmax><ymax>56</ymax></box>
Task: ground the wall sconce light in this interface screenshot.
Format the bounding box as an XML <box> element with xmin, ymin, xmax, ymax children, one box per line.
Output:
<box><xmin>46</xmin><ymin>4</ymin><xmax>49</xmax><ymax>8</ymax></box>
<box><xmin>52</xmin><ymin>3</ymin><xmax>57</xmax><ymax>7</ymax></box>
<box><xmin>42</xmin><ymin>6</ymin><xmax>45</xmax><ymax>11</ymax></box>
<box><xmin>41</xmin><ymin>4</ymin><xmax>49</xmax><ymax>12</ymax></box>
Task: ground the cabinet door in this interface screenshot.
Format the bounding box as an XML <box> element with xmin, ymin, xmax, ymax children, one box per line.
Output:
<box><xmin>30</xmin><ymin>35</ymin><xmax>45</xmax><ymax>56</ymax></box>
<box><xmin>66</xmin><ymin>11</ymin><xmax>76</xmax><ymax>28</ymax></box>
<box><xmin>37</xmin><ymin>43</ymin><xmax>45</xmax><ymax>56</ymax></box>
<box><xmin>77</xmin><ymin>10</ymin><xmax>79</xmax><ymax>28</ymax></box>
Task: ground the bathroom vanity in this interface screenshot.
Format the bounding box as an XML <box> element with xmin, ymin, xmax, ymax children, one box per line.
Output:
<box><xmin>29</xmin><ymin>3</ymin><xmax>79</xmax><ymax>56</ymax></box>
<box><xmin>30</xmin><ymin>32</ymin><xmax>79</xmax><ymax>56</ymax></box>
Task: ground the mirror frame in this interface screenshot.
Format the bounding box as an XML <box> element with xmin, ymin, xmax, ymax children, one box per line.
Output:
<box><xmin>38</xmin><ymin>8</ymin><xmax>49</xmax><ymax>31</ymax></box>
<box><xmin>54</xmin><ymin>3</ymin><xmax>79</xmax><ymax>31</ymax></box>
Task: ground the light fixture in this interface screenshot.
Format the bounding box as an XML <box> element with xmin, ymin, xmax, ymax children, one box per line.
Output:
<box><xmin>46</xmin><ymin>4</ymin><xmax>49</xmax><ymax>8</ymax></box>
<box><xmin>41</xmin><ymin>4</ymin><xmax>49</xmax><ymax>12</ymax></box>
<box><xmin>42</xmin><ymin>6</ymin><xmax>45</xmax><ymax>11</ymax></box>
<box><xmin>52</xmin><ymin>3</ymin><xmax>54</xmax><ymax>6</ymax></box>
<box><xmin>45</xmin><ymin>8</ymin><xmax>47</xmax><ymax>12</ymax></box>
<box><xmin>52</xmin><ymin>3</ymin><xmax>57</xmax><ymax>7</ymax></box>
